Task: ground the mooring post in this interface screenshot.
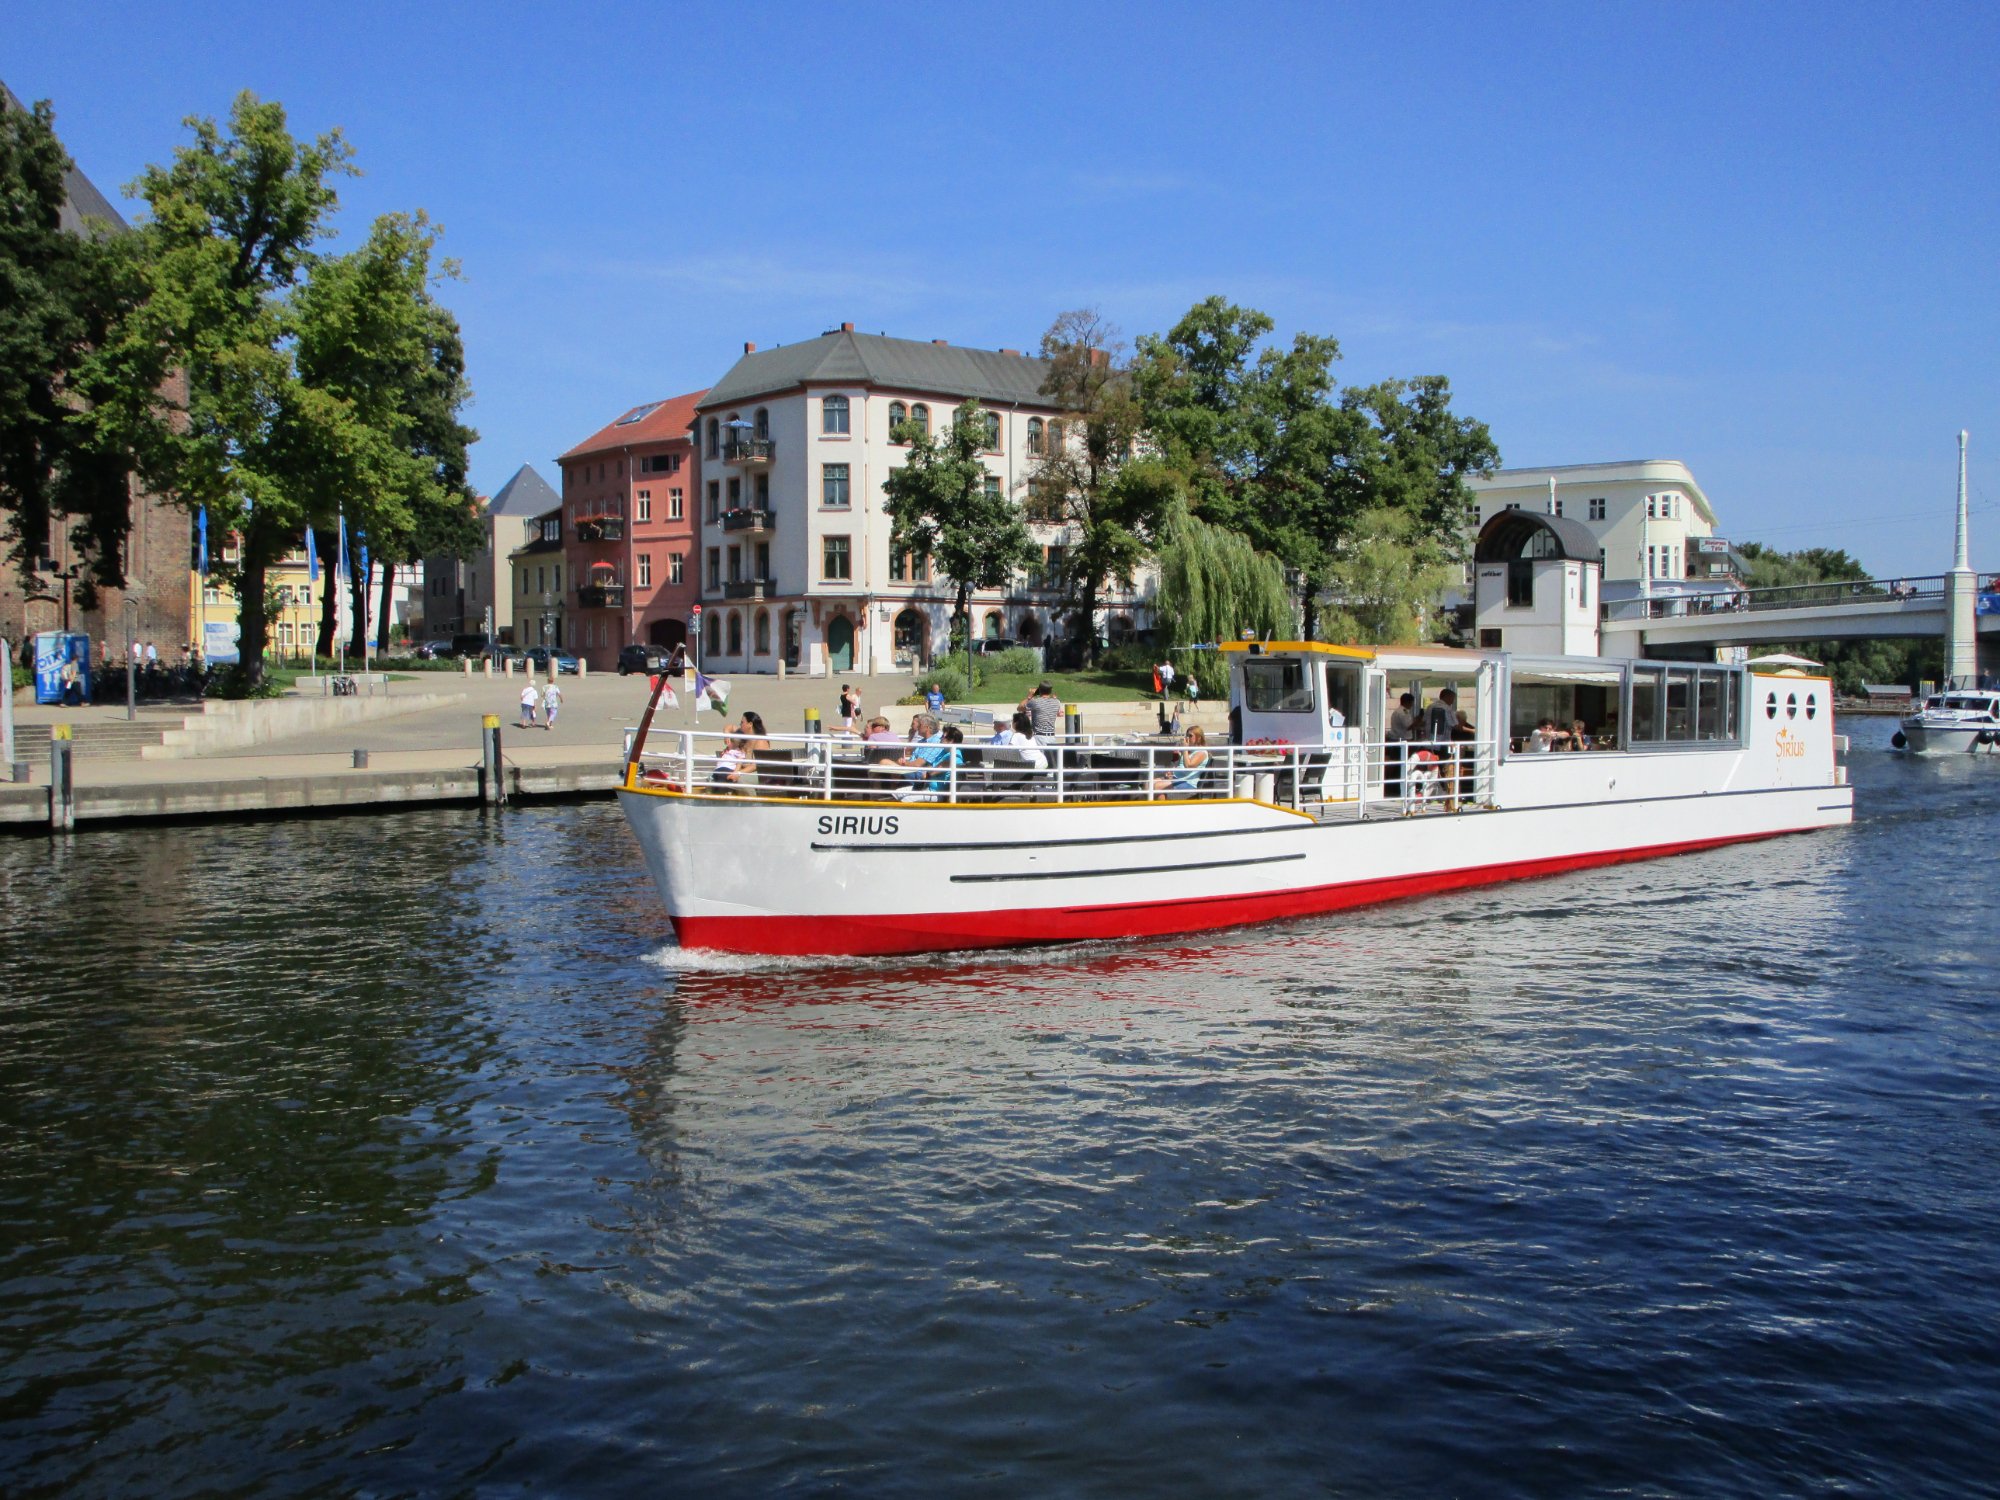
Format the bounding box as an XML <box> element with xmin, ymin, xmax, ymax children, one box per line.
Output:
<box><xmin>804</xmin><ymin>706</ymin><xmax>820</xmax><ymax>736</ymax></box>
<box><xmin>1064</xmin><ymin>702</ymin><xmax>1081</xmax><ymax>740</ymax></box>
<box><xmin>49</xmin><ymin>724</ymin><xmax>73</xmax><ymax>832</ymax></box>
<box><xmin>482</xmin><ymin>713</ymin><xmax>504</xmax><ymax>805</ymax></box>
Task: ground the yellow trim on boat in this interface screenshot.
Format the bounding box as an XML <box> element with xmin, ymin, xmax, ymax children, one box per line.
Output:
<box><xmin>1215</xmin><ymin>640</ymin><xmax>1375</xmax><ymax>660</ymax></box>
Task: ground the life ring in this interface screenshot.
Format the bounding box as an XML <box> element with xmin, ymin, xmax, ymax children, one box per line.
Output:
<box><xmin>1890</xmin><ymin>731</ymin><xmax>1907</xmax><ymax>750</ymax></box>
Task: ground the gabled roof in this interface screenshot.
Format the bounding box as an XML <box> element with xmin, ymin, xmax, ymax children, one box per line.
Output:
<box><xmin>487</xmin><ymin>464</ymin><xmax>560</xmax><ymax>517</ymax></box>
<box><xmin>697</xmin><ymin>329</ymin><xmax>1055</xmax><ymax>411</ymax></box>
<box><xmin>1</xmin><ymin>81</ymin><xmax>129</xmax><ymax>238</ymax></box>
<box><xmin>560</xmin><ymin>389</ymin><xmax>706</xmax><ymax>461</ymax></box>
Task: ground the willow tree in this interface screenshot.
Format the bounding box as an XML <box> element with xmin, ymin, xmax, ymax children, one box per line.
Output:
<box><xmin>1153</xmin><ymin>502</ymin><xmax>1298</xmax><ymax>698</ymax></box>
<box><xmin>1316</xmin><ymin>506</ymin><xmax>1459</xmax><ymax>646</ymax></box>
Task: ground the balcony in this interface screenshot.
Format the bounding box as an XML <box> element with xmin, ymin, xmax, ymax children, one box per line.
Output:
<box><xmin>721</xmin><ymin>578</ymin><xmax>771</xmax><ymax>601</ymax></box>
<box><xmin>720</xmin><ymin>507</ymin><xmax>776</xmax><ymax>534</ymax></box>
<box><xmin>721</xmin><ymin>434</ymin><xmax>773</xmax><ymax>466</ymax></box>
<box><xmin>577</xmin><ymin>583</ymin><xmax>626</xmax><ymax>609</ymax></box>
<box><xmin>574</xmin><ymin>517</ymin><xmax>624</xmax><ymax>543</ymax></box>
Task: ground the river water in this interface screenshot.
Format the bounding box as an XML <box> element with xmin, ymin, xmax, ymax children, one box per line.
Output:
<box><xmin>1</xmin><ymin>718</ymin><xmax>1996</xmax><ymax>1497</ymax></box>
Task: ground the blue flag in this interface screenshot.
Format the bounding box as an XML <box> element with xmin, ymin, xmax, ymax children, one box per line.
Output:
<box><xmin>359</xmin><ymin>531</ymin><xmax>369</xmax><ymax>585</ymax></box>
<box><xmin>197</xmin><ymin>507</ymin><xmax>209</xmax><ymax>576</ymax></box>
<box><xmin>305</xmin><ymin>526</ymin><xmax>318</xmax><ymax>583</ymax></box>
<box><xmin>337</xmin><ymin>514</ymin><xmax>348</xmax><ymax>583</ymax></box>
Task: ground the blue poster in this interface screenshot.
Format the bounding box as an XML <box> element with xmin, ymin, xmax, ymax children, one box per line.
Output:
<box><xmin>33</xmin><ymin>632</ymin><xmax>91</xmax><ymax>706</ymax></box>
<box><xmin>202</xmin><ymin>619</ymin><xmax>240</xmax><ymax>665</ymax></box>
<box><xmin>1978</xmin><ymin>592</ymin><xmax>2000</xmax><ymax>616</ymax></box>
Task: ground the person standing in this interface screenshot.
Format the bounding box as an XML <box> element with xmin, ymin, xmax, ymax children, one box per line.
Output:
<box><xmin>1387</xmin><ymin>691</ymin><xmax>1419</xmax><ymax>797</ymax></box>
<box><xmin>839</xmin><ymin>684</ymin><xmax>860</xmax><ymax>733</ymax></box>
<box><xmin>1021</xmin><ymin>682</ymin><xmax>1064</xmax><ymax>743</ymax></box>
<box><xmin>541</xmin><ymin>679</ymin><xmax>562</xmax><ymax>731</ymax></box>
<box><xmin>519</xmin><ymin>681</ymin><xmax>539</xmax><ymax>729</ymax></box>
<box><xmin>1158</xmin><ymin>657</ymin><xmax>1176</xmax><ymax>697</ymax></box>
<box><xmin>925</xmin><ymin>682</ymin><xmax>945</xmax><ymax>716</ymax></box>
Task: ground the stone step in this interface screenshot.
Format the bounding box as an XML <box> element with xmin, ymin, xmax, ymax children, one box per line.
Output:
<box><xmin>9</xmin><ymin>721</ymin><xmax>176</xmax><ymax>761</ymax></box>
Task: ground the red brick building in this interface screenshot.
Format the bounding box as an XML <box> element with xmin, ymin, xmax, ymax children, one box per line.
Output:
<box><xmin>556</xmin><ymin>391</ymin><xmax>704</xmax><ymax>670</ymax></box>
<box><xmin>1</xmin><ymin>82</ymin><xmax>190</xmax><ymax>662</ymax></box>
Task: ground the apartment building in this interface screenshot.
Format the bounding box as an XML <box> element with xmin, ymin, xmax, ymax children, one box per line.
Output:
<box><xmin>1467</xmin><ymin>460</ymin><xmax>1738</xmax><ymax>597</ymax></box>
<box><xmin>690</xmin><ymin>325</ymin><xmax>1139</xmax><ymax>677</ymax></box>
<box><xmin>555</xmin><ymin>392</ymin><xmax>704</xmax><ymax>671</ymax></box>
<box><xmin>509</xmin><ymin>508</ymin><xmax>566</xmax><ymax>651</ymax></box>
<box><xmin>422</xmin><ymin>464</ymin><xmax>559</xmax><ymax>647</ymax></box>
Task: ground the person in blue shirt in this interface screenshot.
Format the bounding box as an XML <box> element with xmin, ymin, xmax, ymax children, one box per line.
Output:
<box><xmin>896</xmin><ymin>715</ymin><xmax>960</xmax><ymax>800</ymax></box>
<box><xmin>925</xmin><ymin>683</ymin><xmax>945</xmax><ymax>716</ymax></box>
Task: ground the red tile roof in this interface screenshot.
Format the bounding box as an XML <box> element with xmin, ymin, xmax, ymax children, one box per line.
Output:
<box><xmin>559</xmin><ymin>389</ymin><xmax>706</xmax><ymax>461</ymax></box>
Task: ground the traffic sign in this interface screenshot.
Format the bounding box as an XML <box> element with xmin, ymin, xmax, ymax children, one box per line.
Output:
<box><xmin>691</xmin><ymin>603</ymin><xmax>702</xmax><ymax>615</ymax></box>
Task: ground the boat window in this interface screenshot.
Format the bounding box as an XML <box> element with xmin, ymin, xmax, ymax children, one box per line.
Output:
<box><xmin>1628</xmin><ymin>664</ymin><xmax>1742</xmax><ymax>748</ymax></box>
<box><xmin>1323</xmin><ymin>664</ymin><xmax>1360</xmax><ymax>728</ymax></box>
<box><xmin>1243</xmin><ymin>660</ymin><xmax>1315</xmax><ymax>713</ymax></box>
<box><xmin>1508</xmin><ymin>663</ymin><xmax>1622</xmax><ymax>748</ymax></box>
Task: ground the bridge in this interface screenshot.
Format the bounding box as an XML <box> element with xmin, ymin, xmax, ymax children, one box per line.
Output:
<box><xmin>1600</xmin><ymin>571</ymin><xmax>2000</xmax><ymax>654</ymax></box>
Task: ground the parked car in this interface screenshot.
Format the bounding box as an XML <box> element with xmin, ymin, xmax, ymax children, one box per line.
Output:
<box><xmin>617</xmin><ymin>644</ymin><xmax>675</xmax><ymax>675</ymax></box>
<box><xmin>972</xmin><ymin>637</ymin><xmax>1023</xmax><ymax>655</ymax></box>
<box><xmin>412</xmin><ymin>640</ymin><xmax>455</xmax><ymax>659</ymax></box>
<box><xmin>525</xmin><ymin>647</ymin><xmax>581</xmax><ymax>675</ymax></box>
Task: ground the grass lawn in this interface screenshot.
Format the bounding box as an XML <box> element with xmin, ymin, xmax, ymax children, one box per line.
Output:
<box><xmin>919</xmin><ymin>669</ymin><xmax>1158</xmax><ymax>704</ymax></box>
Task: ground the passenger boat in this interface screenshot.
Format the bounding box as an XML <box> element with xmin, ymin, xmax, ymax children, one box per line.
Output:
<box><xmin>617</xmin><ymin>512</ymin><xmax>1853</xmax><ymax>956</ymax></box>
<box><xmin>1891</xmin><ymin>685</ymin><xmax>2000</xmax><ymax>753</ymax></box>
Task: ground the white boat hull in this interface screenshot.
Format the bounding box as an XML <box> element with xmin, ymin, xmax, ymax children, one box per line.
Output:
<box><xmin>1897</xmin><ymin>720</ymin><xmax>1999</xmax><ymax>753</ymax></box>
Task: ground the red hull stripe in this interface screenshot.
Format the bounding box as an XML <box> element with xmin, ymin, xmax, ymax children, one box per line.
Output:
<box><xmin>668</xmin><ymin>827</ymin><xmax>1810</xmax><ymax>957</ymax></box>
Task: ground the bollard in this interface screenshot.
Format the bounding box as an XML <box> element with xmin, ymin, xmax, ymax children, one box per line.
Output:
<box><xmin>482</xmin><ymin>713</ymin><xmax>504</xmax><ymax>805</ymax></box>
<box><xmin>805</xmin><ymin>706</ymin><xmax>821</xmax><ymax>736</ymax></box>
<box><xmin>1064</xmin><ymin>703</ymin><xmax>1081</xmax><ymax>740</ymax></box>
<box><xmin>503</xmin><ymin>657</ymin><xmax>513</xmax><ymax>676</ymax></box>
<box><xmin>49</xmin><ymin>724</ymin><xmax>73</xmax><ymax>832</ymax></box>
<box><xmin>577</xmin><ymin>657</ymin><xmax>587</xmax><ymax>679</ymax></box>
<box><xmin>9</xmin><ymin>761</ymin><xmax>27</xmax><ymax>784</ymax></box>
<box><xmin>462</xmin><ymin>657</ymin><xmax>472</xmax><ymax>676</ymax></box>
<box><xmin>352</xmin><ymin>748</ymin><xmax>370</xmax><ymax>769</ymax></box>
<box><xmin>482</xmin><ymin>656</ymin><xmax>493</xmax><ymax>677</ymax></box>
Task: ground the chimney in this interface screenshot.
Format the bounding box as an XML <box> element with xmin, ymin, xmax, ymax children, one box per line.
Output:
<box><xmin>840</xmin><ymin>321</ymin><xmax>854</xmax><ymax>332</ymax></box>
<box><xmin>743</xmin><ymin>341</ymin><xmax>757</xmax><ymax>354</ymax></box>
<box><xmin>1087</xmin><ymin>348</ymin><xmax>1110</xmax><ymax>368</ymax></box>
<box><xmin>932</xmin><ymin>338</ymin><xmax>949</xmax><ymax>346</ymax></box>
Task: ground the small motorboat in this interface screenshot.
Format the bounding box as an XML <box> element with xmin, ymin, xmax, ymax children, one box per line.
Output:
<box><xmin>1892</xmin><ymin>686</ymin><xmax>2000</xmax><ymax>753</ymax></box>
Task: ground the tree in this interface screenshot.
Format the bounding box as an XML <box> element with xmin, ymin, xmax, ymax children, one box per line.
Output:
<box><xmin>1025</xmin><ymin>309</ymin><xmax>1174</xmax><ymax>665</ymax></box>
<box><xmin>1314</xmin><ymin>505</ymin><xmax>1459</xmax><ymax>646</ymax></box>
<box><xmin>883</xmin><ymin>399</ymin><xmax>1037</xmax><ymax>682</ymax></box>
<box><xmin>1135</xmin><ymin>297</ymin><xmax>1497</xmax><ymax>639</ymax></box>
<box><xmin>1152</xmin><ymin>501</ymin><xmax>1298</xmax><ymax>699</ymax></box>
<box><xmin>288</xmin><ymin>211</ymin><xmax>478</xmax><ymax>652</ymax></box>
<box><xmin>0</xmin><ymin>94</ymin><xmax>146</xmax><ymax>600</ymax></box>
<box><xmin>103</xmin><ymin>92</ymin><xmax>354</xmax><ymax>685</ymax></box>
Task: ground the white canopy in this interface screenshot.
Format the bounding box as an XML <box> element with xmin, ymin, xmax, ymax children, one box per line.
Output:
<box><xmin>1744</xmin><ymin>652</ymin><xmax>1822</xmax><ymax>668</ymax></box>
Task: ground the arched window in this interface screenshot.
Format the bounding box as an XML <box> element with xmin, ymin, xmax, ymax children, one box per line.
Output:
<box><xmin>1047</xmin><ymin>419</ymin><xmax>1064</xmax><ymax>453</ymax></box>
<box><xmin>704</xmin><ymin>610</ymin><xmax>720</xmax><ymax>655</ymax></box>
<box><xmin>888</xmin><ymin>401</ymin><xmax>907</xmax><ymax>436</ymax></box>
<box><xmin>754</xmin><ymin>407</ymin><xmax>769</xmax><ymax>439</ymax></box>
<box><xmin>911</xmin><ymin>403</ymin><xmax>930</xmax><ymax>437</ymax></box>
<box><xmin>1026</xmin><ymin>417</ymin><xmax>1044</xmax><ymax>454</ymax></box>
<box><xmin>822</xmin><ymin>394</ymin><xmax>849</xmax><ymax>434</ymax></box>
<box><xmin>984</xmin><ymin>611</ymin><xmax>1004</xmax><ymax>639</ymax></box>
<box><xmin>982</xmin><ymin>411</ymin><xmax>1001</xmax><ymax>450</ymax></box>
<box><xmin>727</xmin><ymin>611</ymin><xmax>743</xmax><ymax>655</ymax></box>
<box><xmin>754</xmin><ymin>609</ymin><xmax>771</xmax><ymax>654</ymax></box>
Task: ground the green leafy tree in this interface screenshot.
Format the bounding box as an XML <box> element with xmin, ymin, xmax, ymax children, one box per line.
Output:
<box><xmin>289</xmin><ymin>211</ymin><xmax>478</xmax><ymax>652</ymax></box>
<box><xmin>1152</xmin><ymin>500</ymin><xmax>1298</xmax><ymax>699</ymax></box>
<box><xmin>1135</xmin><ymin>297</ymin><xmax>1497</xmax><ymax>638</ymax></box>
<box><xmin>883</xmin><ymin>398</ymin><xmax>1037</xmax><ymax>684</ymax></box>
<box><xmin>1316</xmin><ymin>506</ymin><xmax>1461</xmax><ymax>645</ymax></box>
<box><xmin>0</xmin><ymin>94</ymin><xmax>146</xmax><ymax>599</ymax></box>
<box><xmin>1026</xmin><ymin>309</ymin><xmax>1175</xmax><ymax>665</ymax></box>
<box><xmin>100</xmin><ymin>92</ymin><xmax>354</xmax><ymax>683</ymax></box>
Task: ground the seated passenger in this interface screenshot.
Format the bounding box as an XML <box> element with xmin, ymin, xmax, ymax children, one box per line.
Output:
<box><xmin>862</xmin><ymin>716</ymin><xmax>899</xmax><ymax>763</ymax></box>
<box><xmin>1004</xmin><ymin>711</ymin><xmax>1048</xmax><ymax>771</ymax></box>
<box><xmin>1152</xmin><ymin>725</ymin><xmax>1210</xmax><ymax>795</ymax></box>
<box><xmin>1568</xmin><ymin>719</ymin><xmax>1590</xmax><ymax>751</ymax></box>
<box><xmin>1525</xmin><ymin>717</ymin><xmax>1561</xmax><ymax>753</ymax></box>
<box><xmin>898</xmin><ymin>724</ymin><xmax>963</xmax><ymax>801</ymax></box>
<box><xmin>710</xmin><ymin>739</ymin><xmax>749</xmax><ymax>790</ymax></box>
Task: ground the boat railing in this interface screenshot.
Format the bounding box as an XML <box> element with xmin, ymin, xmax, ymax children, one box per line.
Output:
<box><xmin>623</xmin><ymin>727</ymin><xmax>1501</xmax><ymax>817</ymax></box>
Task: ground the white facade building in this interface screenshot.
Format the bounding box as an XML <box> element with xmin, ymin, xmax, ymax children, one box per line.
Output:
<box><xmin>690</xmin><ymin>326</ymin><xmax>1150</xmax><ymax>677</ymax></box>
<box><xmin>1468</xmin><ymin>460</ymin><xmax>1736</xmax><ymax>595</ymax></box>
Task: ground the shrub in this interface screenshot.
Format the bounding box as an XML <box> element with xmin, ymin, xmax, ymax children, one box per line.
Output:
<box><xmin>989</xmin><ymin>646</ymin><xmax>1041</xmax><ymax>676</ymax></box>
<box><xmin>1096</xmin><ymin>642</ymin><xmax>1156</xmax><ymax>674</ymax></box>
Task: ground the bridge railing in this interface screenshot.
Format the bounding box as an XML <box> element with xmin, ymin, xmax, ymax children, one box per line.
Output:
<box><xmin>1602</xmin><ymin>573</ymin><xmax>1950</xmax><ymax>622</ymax></box>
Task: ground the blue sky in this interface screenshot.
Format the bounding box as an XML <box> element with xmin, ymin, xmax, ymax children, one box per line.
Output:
<box><xmin>12</xmin><ymin>0</ymin><xmax>1999</xmax><ymax>575</ymax></box>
